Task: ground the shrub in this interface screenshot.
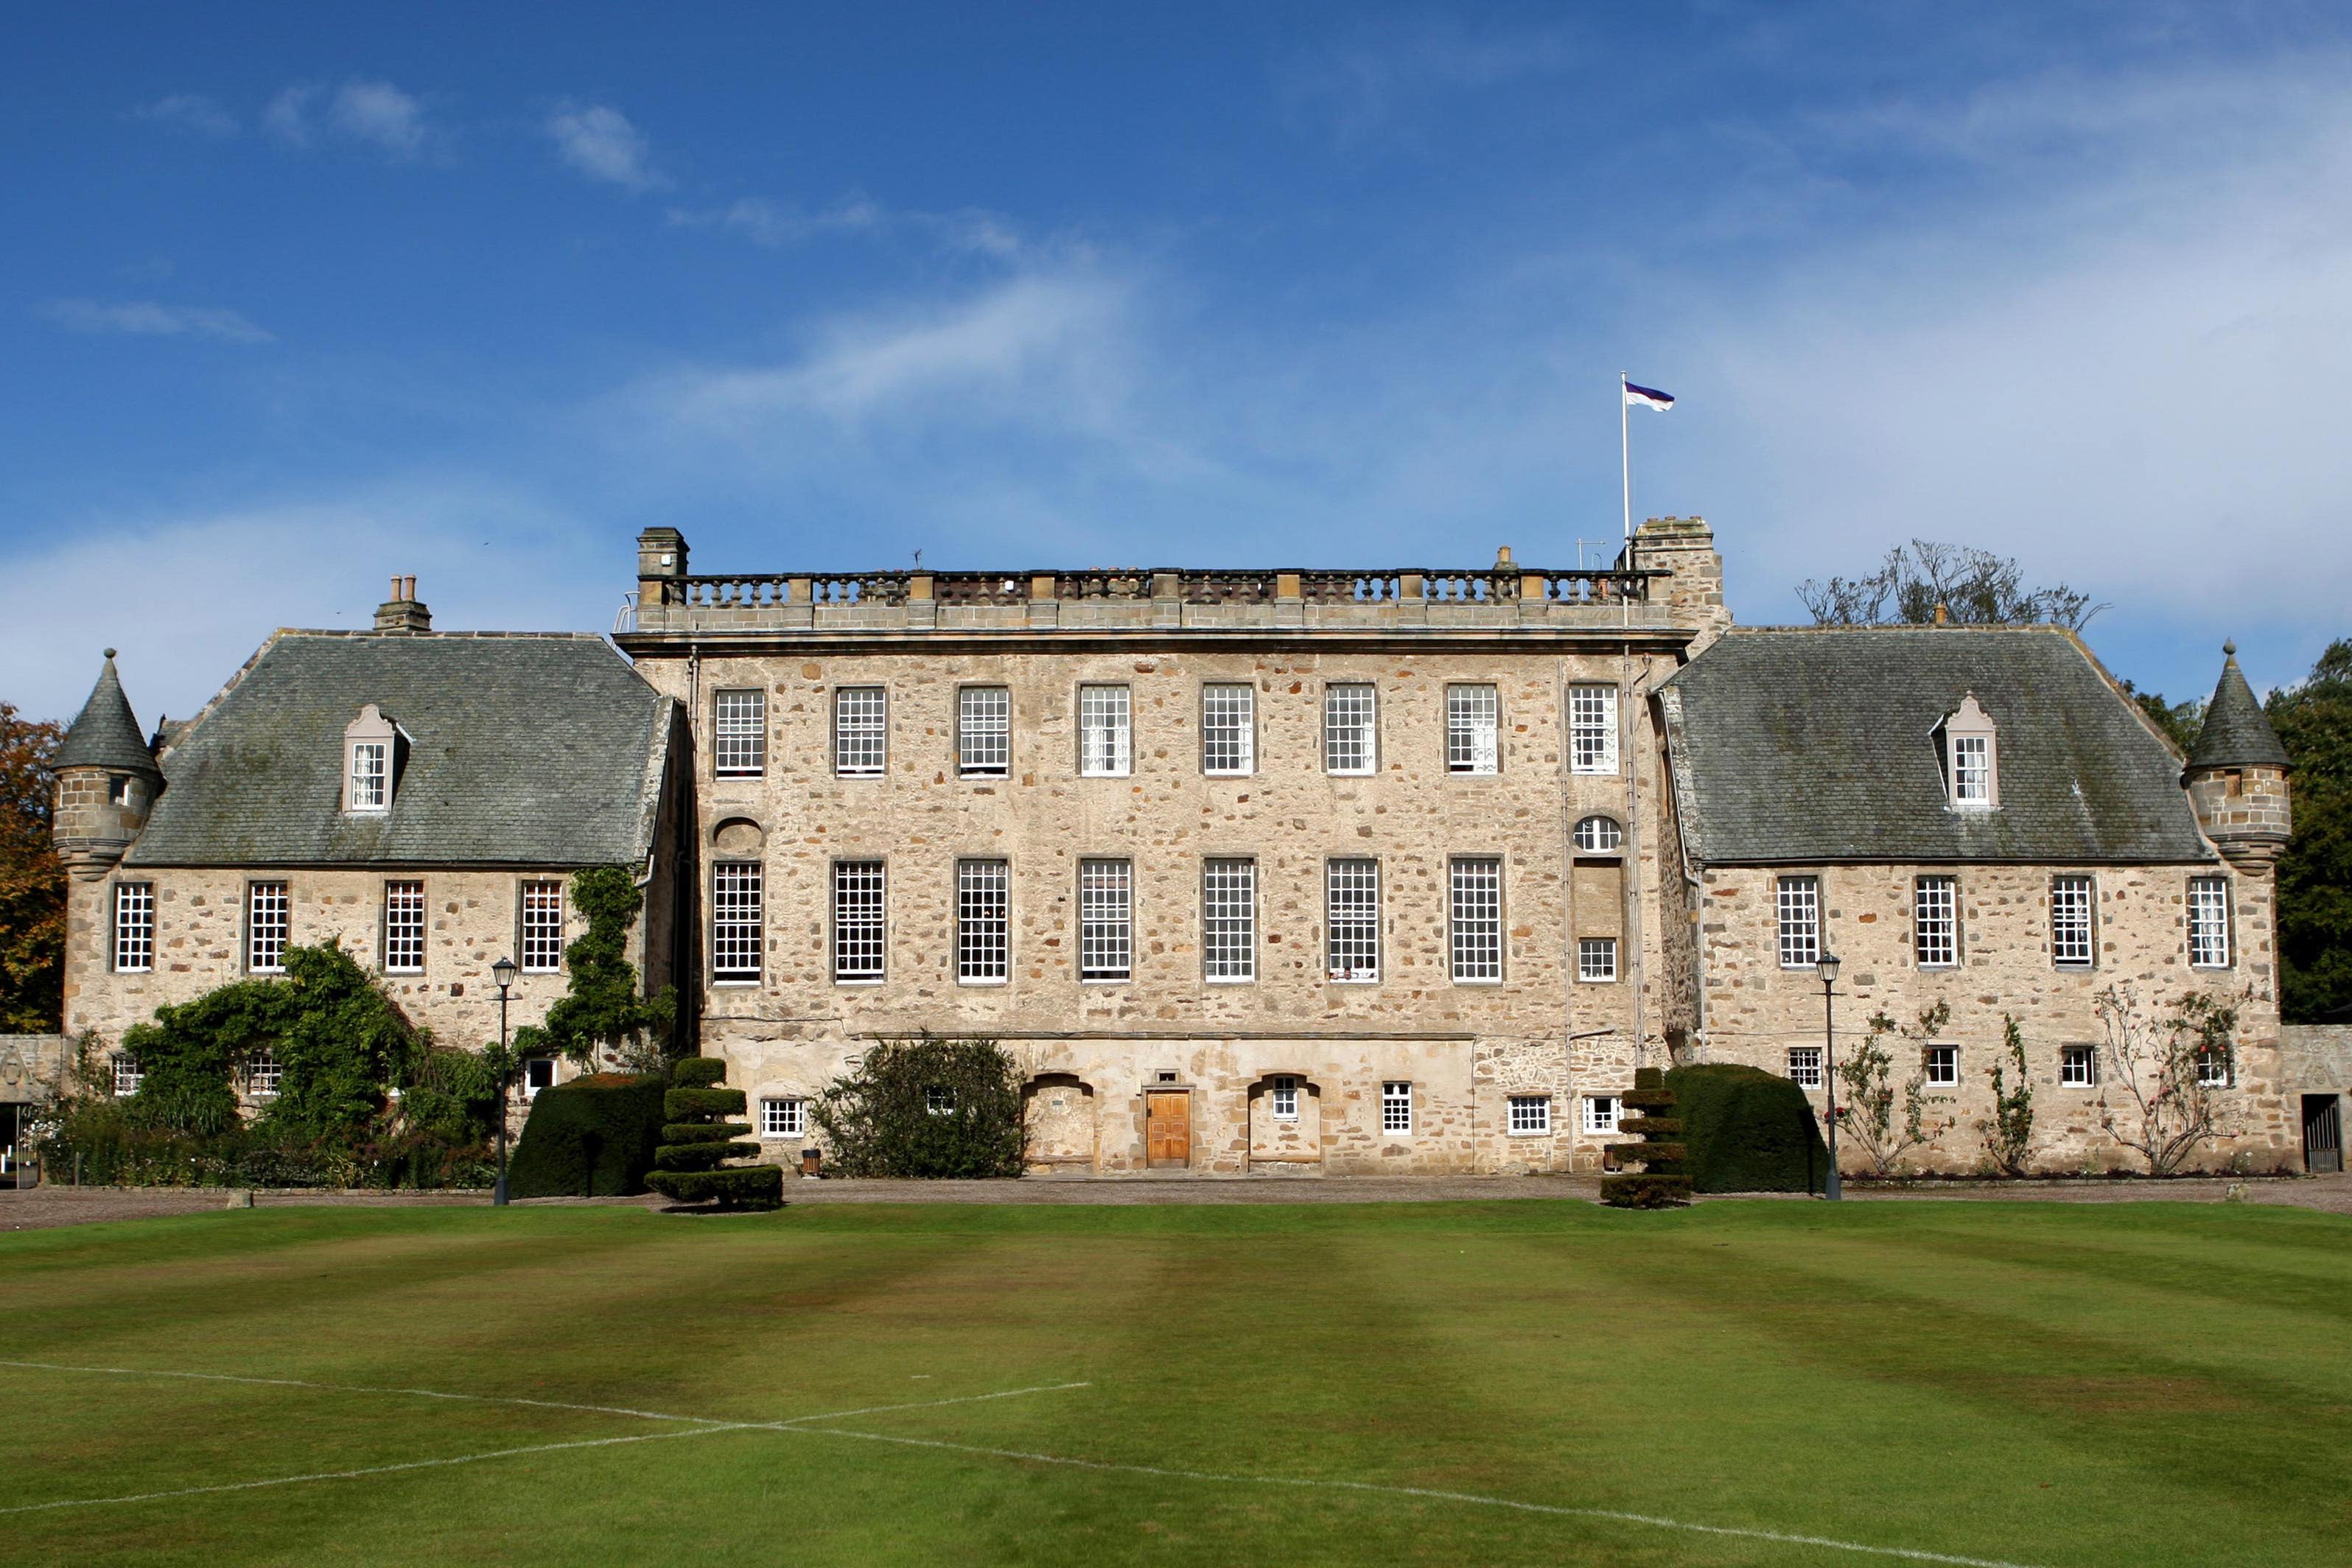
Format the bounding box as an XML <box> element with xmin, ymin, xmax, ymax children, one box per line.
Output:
<box><xmin>645</xmin><ymin>1057</ymin><xmax>782</xmax><ymax>1210</ymax></box>
<box><xmin>506</xmin><ymin>1073</ymin><xmax>668</xmax><ymax>1198</ymax></box>
<box><xmin>811</xmin><ymin>1034</ymin><xmax>1025</xmax><ymax>1178</ymax></box>
<box><xmin>1665</xmin><ymin>1063</ymin><xmax>1828</xmax><ymax>1194</ymax></box>
<box><xmin>1601</xmin><ymin>1066</ymin><xmax>1691</xmax><ymax>1208</ymax></box>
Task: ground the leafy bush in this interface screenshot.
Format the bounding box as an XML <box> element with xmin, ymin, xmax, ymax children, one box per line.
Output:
<box><xmin>1665</xmin><ymin>1063</ymin><xmax>1827</xmax><ymax>1194</ymax></box>
<box><xmin>811</xmin><ymin>1034</ymin><xmax>1025</xmax><ymax>1178</ymax></box>
<box><xmin>506</xmin><ymin>1072</ymin><xmax>668</xmax><ymax>1197</ymax></box>
<box><xmin>645</xmin><ymin>1057</ymin><xmax>781</xmax><ymax>1210</ymax></box>
<box><xmin>510</xmin><ymin>866</ymin><xmax>678</xmax><ymax>1076</ymax></box>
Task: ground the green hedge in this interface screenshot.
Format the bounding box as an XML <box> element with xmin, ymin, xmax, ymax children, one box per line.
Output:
<box><xmin>1664</xmin><ymin>1063</ymin><xmax>1828</xmax><ymax>1194</ymax></box>
<box><xmin>506</xmin><ymin>1073</ymin><xmax>668</xmax><ymax>1198</ymax></box>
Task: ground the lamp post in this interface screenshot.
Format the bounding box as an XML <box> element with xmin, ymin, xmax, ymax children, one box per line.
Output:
<box><xmin>1816</xmin><ymin>951</ymin><xmax>1842</xmax><ymax>1201</ymax></box>
<box><xmin>491</xmin><ymin>955</ymin><xmax>517</xmax><ymax>1207</ymax></box>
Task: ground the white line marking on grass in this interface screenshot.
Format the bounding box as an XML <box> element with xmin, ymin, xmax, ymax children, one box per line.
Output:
<box><xmin>0</xmin><ymin>1359</ymin><xmax>714</xmax><ymax>1427</ymax></box>
<box><xmin>784</xmin><ymin>1426</ymin><xmax>2051</xmax><ymax>1568</ymax></box>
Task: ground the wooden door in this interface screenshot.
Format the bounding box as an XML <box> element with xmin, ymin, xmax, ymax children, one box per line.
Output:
<box><xmin>1146</xmin><ymin>1091</ymin><xmax>1190</xmax><ymax>1169</ymax></box>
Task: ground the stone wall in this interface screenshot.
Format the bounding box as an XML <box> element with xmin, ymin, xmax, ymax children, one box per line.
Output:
<box><xmin>0</xmin><ymin>1035</ymin><xmax>68</xmax><ymax>1106</ymax></box>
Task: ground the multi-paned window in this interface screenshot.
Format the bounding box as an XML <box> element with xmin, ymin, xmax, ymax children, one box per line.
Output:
<box><xmin>112</xmin><ymin>1054</ymin><xmax>142</xmax><ymax>1097</ymax></box>
<box><xmin>1950</xmin><ymin>734</ymin><xmax>1991</xmax><ymax>805</ymax></box>
<box><xmin>1450</xmin><ymin>858</ymin><xmax>1502</xmax><ymax>981</ymax></box>
<box><xmin>1578</xmin><ymin>937</ymin><xmax>1618</xmax><ymax>983</ymax></box>
<box><xmin>1581</xmin><ymin>1095</ymin><xmax>1622</xmax><ymax>1134</ymax></box>
<box><xmin>712</xmin><ymin>862</ymin><xmax>763</xmax><ymax>984</ymax></box>
<box><xmin>760</xmin><ymin>1097</ymin><xmax>805</xmax><ymax>1138</ymax></box>
<box><xmin>1569</xmin><ymin>683</ymin><xmax>1619</xmax><ymax>774</ymax></box>
<box><xmin>1079</xmin><ymin>859</ymin><xmax>1133</xmax><ymax>981</ymax></box>
<box><xmin>2051</xmin><ymin>875</ymin><xmax>2096</xmax><ymax>968</ymax></box>
<box><xmin>1572</xmin><ymin>815</ymin><xmax>1622</xmax><ymax>853</ymax></box>
<box><xmin>833</xmin><ymin>861</ymin><xmax>886</xmax><ymax>981</ymax></box>
<box><xmin>1381</xmin><ymin>1080</ymin><xmax>1413</xmax><ymax>1135</ymax></box>
<box><xmin>1203</xmin><ymin>858</ymin><xmax>1256</xmax><ymax>982</ymax></box>
<box><xmin>1323</xmin><ymin>684</ymin><xmax>1376</xmax><ymax>774</ymax></box>
<box><xmin>1508</xmin><ymin>1095</ymin><xmax>1552</xmax><ymax>1135</ymax></box>
<box><xmin>248</xmin><ymin>881</ymin><xmax>290</xmax><ymax>973</ymax></box>
<box><xmin>519</xmin><ymin>880</ymin><xmax>565</xmax><ymax>973</ymax></box>
<box><xmin>2060</xmin><ymin>1044</ymin><xmax>2096</xmax><ymax>1088</ymax></box>
<box><xmin>112</xmin><ymin>882</ymin><xmax>153</xmax><ymax>973</ymax></box>
<box><xmin>1325</xmin><ymin>858</ymin><xmax>1380</xmax><ymax>982</ymax></box>
<box><xmin>1079</xmin><ymin>685</ymin><xmax>1131</xmax><ymax>777</ymax></box>
<box><xmin>834</xmin><ymin>687</ymin><xmax>887</xmax><ymax>777</ymax></box>
<box><xmin>1776</xmin><ymin>875</ymin><xmax>1820</xmax><ymax>970</ymax></box>
<box><xmin>956</xmin><ymin>860</ymin><xmax>1010</xmax><ymax>983</ymax></box>
<box><xmin>383</xmin><ymin>881</ymin><xmax>425</xmax><ymax>974</ymax></box>
<box><xmin>2195</xmin><ymin>1047</ymin><xmax>2234</xmax><ymax>1088</ymax></box>
<box><xmin>1446</xmin><ymin>685</ymin><xmax>1499</xmax><ymax>775</ymax></box>
<box><xmin>349</xmin><ymin>741</ymin><xmax>388</xmax><ymax>811</ymax></box>
<box><xmin>1914</xmin><ymin>876</ymin><xmax>1958</xmax><ymax>968</ymax></box>
<box><xmin>1925</xmin><ymin>1045</ymin><xmax>1959</xmax><ymax>1087</ymax></box>
<box><xmin>2188</xmin><ymin>876</ymin><xmax>2231</xmax><ymax>968</ymax></box>
<box><xmin>1201</xmin><ymin>684</ymin><xmax>1255</xmax><ymax>776</ymax></box>
<box><xmin>1786</xmin><ymin>1046</ymin><xmax>1823</xmax><ymax>1088</ymax></box>
<box><xmin>959</xmin><ymin>686</ymin><xmax>1010</xmax><ymax>777</ymax></box>
<box><xmin>1270</xmin><ymin>1075</ymin><xmax>1300</xmax><ymax>1121</ymax></box>
<box><xmin>248</xmin><ymin>1049</ymin><xmax>281</xmax><ymax>1098</ymax></box>
<box><xmin>925</xmin><ymin>1086</ymin><xmax>956</xmax><ymax>1116</ymax></box>
<box><xmin>713</xmin><ymin>690</ymin><xmax>766</xmax><ymax>777</ymax></box>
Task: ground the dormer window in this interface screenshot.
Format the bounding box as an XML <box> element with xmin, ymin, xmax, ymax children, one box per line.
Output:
<box><xmin>1940</xmin><ymin>693</ymin><xmax>1999</xmax><ymax>810</ymax></box>
<box><xmin>342</xmin><ymin>704</ymin><xmax>402</xmax><ymax>814</ymax></box>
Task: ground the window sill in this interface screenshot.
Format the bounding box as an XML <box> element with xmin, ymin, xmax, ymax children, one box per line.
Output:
<box><xmin>1079</xmin><ymin>771</ymin><xmax>1133</xmax><ymax>780</ymax></box>
<box><xmin>1451</xmin><ymin>977</ymin><xmax>1504</xmax><ymax>987</ymax></box>
<box><xmin>714</xmin><ymin>771</ymin><xmax>765</xmax><ymax>781</ymax></box>
<box><xmin>711</xmin><ymin>979</ymin><xmax>763</xmax><ymax>988</ymax></box>
<box><xmin>1205</xmin><ymin>976</ymin><xmax>1257</xmax><ymax>986</ymax></box>
<box><xmin>1328</xmin><ymin>976</ymin><xmax>1380</xmax><ymax>986</ymax></box>
<box><xmin>1079</xmin><ymin>975</ymin><xmax>1133</xmax><ymax>985</ymax></box>
<box><xmin>957</xmin><ymin>978</ymin><xmax>1009</xmax><ymax>987</ymax></box>
<box><xmin>1576</xmin><ymin>976</ymin><xmax>1620</xmax><ymax>985</ymax></box>
<box><xmin>1507</xmin><ymin>1128</ymin><xmax>1553</xmax><ymax>1138</ymax></box>
<box><xmin>835</xmin><ymin>977</ymin><xmax>885</xmax><ymax>987</ymax></box>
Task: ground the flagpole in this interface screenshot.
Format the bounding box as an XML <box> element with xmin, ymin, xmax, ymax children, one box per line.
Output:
<box><xmin>1619</xmin><ymin>371</ymin><xmax>1632</xmax><ymax>545</ymax></box>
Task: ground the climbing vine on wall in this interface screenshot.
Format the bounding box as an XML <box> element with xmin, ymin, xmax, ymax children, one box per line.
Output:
<box><xmin>511</xmin><ymin>865</ymin><xmax>678</xmax><ymax>1074</ymax></box>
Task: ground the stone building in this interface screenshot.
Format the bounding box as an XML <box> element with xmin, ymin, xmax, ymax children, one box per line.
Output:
<box><xmin>52</xmin><ymin>581</ymin><xmax>690</xmax><ymax>1108</ymax></box>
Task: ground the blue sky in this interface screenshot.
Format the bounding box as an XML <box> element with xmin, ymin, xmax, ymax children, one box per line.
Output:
<box><xmin>5</xmin><ymin>1</ymin><xmax>2348</xmax><ymax>725</ymax></box>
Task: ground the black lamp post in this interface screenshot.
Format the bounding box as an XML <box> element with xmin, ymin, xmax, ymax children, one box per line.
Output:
<box><xmin>491</xmin><ymin>955</ymin><xmax>517</xmax><ymax>1207</ymax></box>
<box><xmin>1816</xmin><ymin>951</ymin><xmax>1842</xmax><ymax>1201</ymax></box>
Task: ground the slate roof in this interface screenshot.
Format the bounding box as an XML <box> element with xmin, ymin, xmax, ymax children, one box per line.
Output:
<box><xmin>126</xmin><ymin>633</ymin><xmax>671</xmax><ymax>868</ymax></box>
<box><xmin>1660</xmin><ymin>626</ymin><xmax>2215</xmax><ymax>866</ymax></box>
<box><xmin>2188</xmin><ymin>643</ymin><xmax>2289</xmax><ymax>770</ymax></box>
<box><xmin>55</xmin><ymin>654</ymin><xmax>162</xmax><ymax>779</ymax></box>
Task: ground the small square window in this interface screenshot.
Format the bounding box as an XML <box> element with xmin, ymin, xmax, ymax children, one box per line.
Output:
<box><xmin>523</xmin><ymin>1057</ymin><xmax>558</xmax><ymax>1099</ymax></box>
<box><xmin>1577</xmin><ymin>937</ymin><xmax>1618</xmax><ymax>983</ymax></box>
<box><xmin>2060</xmin><ymin>1045</ymin><xmax>2096</xmax><ymax>1088</ymax></box>
<box><xmin>1787</xmin><ymin>1046</ymin><xmax>1823</xmax><ymax>1088</ymax></box>
<box><xmin>248</xmin><ymin>1049</ymin><xmax>282</xmax><ymax>1099</ymax></box>
<box><xmin>1508</xmin><ymin>1095</ymin><xmax>1551</xmax><ymax>1135</ymax></box>
<box><xmin>1581</xmin><ymin>1095</ymin><xmax>1622</xmax><ymax>1135</ymax></box>
<box><xmin>760</xmin><ymin>1097</ymin><xmax>806</xmax><ymax>1138</ymax></box>
<box><xmin>1381</xmin><ymin>1081</ymin><xmax>1413</xmax><ymax>1135</ymax></box>
<box><xmin>112</xmin><ymin>1054</ymin><xmax>143</xmax><ymax>1098</ymax></box>
<box><xmin>1924</xmin><ymin>1045</ymin><xmax>1959</xmax><ymax>1087</ymax></box>
<box><xmin>925</xmin><ymin>1085</ymin><xmax>956</xmax><ymax>1116</ymax></box>
<box><xmin>1270</xmin><ymin>1075</ymin><xmax>1299</xmax><ymax>1121</ymax></box>
<box><xmin>2195</xmin><ymin>1050</ymin><xmax>2233</xmax><ymax>1089</ymax></box>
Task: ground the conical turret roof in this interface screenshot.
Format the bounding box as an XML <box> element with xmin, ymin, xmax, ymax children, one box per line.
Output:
<box><xmin>2188</xmin><ymin>642</ymin><xmax>2289</xmax><ymax>770</ymax></box>
<box><xmin>54</xmin><ymin>651</ymin><xmax>162</xmax><ymax>779</ymax></box>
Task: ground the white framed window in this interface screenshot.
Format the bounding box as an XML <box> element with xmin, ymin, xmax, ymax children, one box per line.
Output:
<box><xmin>2060</xmin><ymin>1043</ymin><xmax>2096</xmax><ymax>1088</ymax></box>
<box><xmin>1787</xmin><ymin>1046</ymin><xmax>1822</xmax><ymax>1088</ymax></box>
<box><xmin>834</xmin><ymin>687</ymin><xmax>887</xmax><ymax>777</ymax></box>
<box><xmin>1776</xmin><ymin>875</ymin><xmax>1820</xmax><ymax>970</ymax></box>
<box><xmin>833</xmin><ymin>861</ymin><xmax>886</xmax><ymax>981</ymax></box>
<box><xmin>1203</xmin><ymin>858</ymin><xmax>1256</xmax><ymax>982</ymax></box>
<box><xmin>956</xmin><ymin>859</ymin><xmax>1010</xmax><ymax>984</ymax></box>
<box><xmin>1569</xmin><ymin>683</ymin><xmax>1619</xmax><ymax>775</ymax></box>
<box><xmin>1201</xmin><ymin>684</ymin><xmax>1255</xmax><ymax>776</ymax></box>
<box><xmin>1914</xmin><ymin>876</ymin><xmax>1957</xmax><ymax>969</ymax></box>
<box><xmin>2188</xmin><ymin>876</ymin><xmax>2231</xmax><ymax>969</ymax></box>
<box><xmin>1326</xmin><ymin>858</ymin><xmax>1380</xmax><ymax>982</ymax></box>
<box><xmin>383</xmin><ymin>881</ymin><xmax>425</xmax><ymax>974</ymax></box>
<box><xmin>1950</xmin><ymin>734</ymin><xmax>1991</xmax><ymax>805</ymax></box>
<box><xmin>714</xmin><ymin>690</ymin><xmax>766</xmax><ymax>778</ymax></box>
<box><xmin>1446</xmin><ymin>685</ymin><xmax>1499</xmax><ymax>775</ymax></box>
<box><xmin>112</xmin><ymin>1053</ymin><xmax>142</xmax><ymax>1097</ymax></box>
<box><xmin>1450</xmin><ymin>858</ymin><xmax>1502</xmax><ymax>981</ymax></box>
<box><xmin>1270</xmin><ymin>1075</ymin><xmax>1300</xmax><ymax>1121</ymax></box>
<box><xmin>1572</xmin><ymin>815</ymin><xmax>1623</xmax><ymax>853</ymax></box>
<box><xmin>1079</xmin><ymin>859</ymin><xmax>1133</xmax><ymax>981</ymax></box>
<box><xmin>519</xmin><ymin>880</ymin><xmax>565</xmax><ymax>973</ymax></box>
<box><xmin>1508</xmin><ymin>1095</ymin><xmax>1552</xmax><ymax>1135</ymax></box>
<box><xmin>348</xmin><ymin>741</ymin><xmax>388</xmax><ymax>811</ymax></box>
<box><xmin>1323</xmin><ymin>684</ymin><xmax>1376</xmax><ymax>774</ymax></box>
<box><xmin>1079</xmin><ymin>684</ymin><xmax>1132</xmax><ymax>777</ymax></box>
<box><xmin>1381</xmin><ymin>1080</ymin><xmax>1413</xmax><ymax>1135</ymax></box>
<box><xmin>712</xmin><ymin>862</ymin><xmax>763</xmax><ymax>984</ymax></box>
<box><xmin>2051</xmin><ymin>876</ymin><xmax>2095</xmax><ymax>968</ymax></box>
<box><xmin>925</xmin><ymin>1085</ymin><xmax>956</xmax><ymax>1116</ymax></box>
<box><xmin>760</xmin><ymin>1097</ymin><xmax>805</xmax><ymax>1138</ymax></box>
<box><xmin>248</xmin><ymin>1049</ymin><xmax>281</xmax><ymax>1099</ymax></box>
<box><xmin>523</xmin><ymin>1057</ymin><xmax>557</xmax><ymax>1099</ymax></box>
<box><xmin>248</xmin><ymin>881</ymin><xmax>290</xmax><ymax>974</ymax></box>
<box><xmin>1924</xmin><ymin>1045</ymin><xmax>1959</xmax><ymax>1087</ymax></box>
<box><xmin>959</xmin><ymin>686</ymin><xmax>1010</xmax><ymax>778</ymax></box>
<box><xmin>2195</xmin><ymin>1049</ymin><xmax>2233</xmax><ymax>1089</ymax></box>
<box><xmin>1581</xmin><ymin>1094</ymin><xmax>1622</xmax><ymax>1135</ymax></box>
<box><xmin>112</xmin><ymin>881</ymin><xmax>153</xmax><ymax>973</ymax></box>
<box><xmin>1578</xmin><ymin>936</ymin><xmax>1618</xmax><ymax>983</ymax></box>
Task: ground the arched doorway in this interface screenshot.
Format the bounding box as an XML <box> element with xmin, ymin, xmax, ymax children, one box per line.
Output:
<box><xmin>1023</xmin><ymin>1073</ymin><xmax>1096</xmax><ymax>1175</ymax></box>
<box><xmin>1245</xmin><ymin>1072</ymin><xmax>1324</xmax><ymax>1175</ymax></box>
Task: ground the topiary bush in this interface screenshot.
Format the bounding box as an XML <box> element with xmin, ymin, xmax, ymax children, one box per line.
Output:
<box><xmin>506</xmin><ymin>1072</ymin><xmax>668</xmax><ymax>1197</ymax></box>
<box><xmin>1601</xmin><ymin>1066</ymin><xmax>1692</xmax><ymax>1208</ymax></box>
<box><xmin>645</xmin><ymin>1057</ymin><xmax>783</xmax><ymax>1210</ymax></box>
<box><xmin>1665</xmin><ymin>1063</ymin><xmax>1829</xmax><ymax>1194</ymax></box>
<box><xmin>810</xmin><ymin>1033</ymin><xmax>1025</xmax><ymax>1178</ymax></box>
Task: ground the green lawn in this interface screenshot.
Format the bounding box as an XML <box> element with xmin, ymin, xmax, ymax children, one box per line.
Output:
<box><xmin>1</xmin><ymin>1200</ymin><xmax>2347</xmax><ymax>1567</ymax></box>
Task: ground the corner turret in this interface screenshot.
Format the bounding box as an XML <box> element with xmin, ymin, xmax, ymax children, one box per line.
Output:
<box><xmin>2185</xmin><ymin>640</ymin><xmax>2292</xmax><ymax>868</ymax></box>
<box><xmin>52</xmin><ymin>650</ymin><xmax>162</xmax><ymax>880</ymax></box>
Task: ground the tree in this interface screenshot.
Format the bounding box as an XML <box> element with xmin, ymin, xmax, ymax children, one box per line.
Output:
<box><xmin>2269</xmin><ymin>638</ymin><xmax>2352</xmax><ymax>1022</ymax></box>
<box><xmin>645</xmin><ymin>1057</ymin><xmax>783</xmax><ymax>1209</ymax></box>
<box><xmin>1798</xmin><ymin>540</ymin><xmax>2101</xmax><ymax>630</ymax></box>
<box><xmin>2118</xmin><ymin>681</ymin><xmax>2203</xmax><ymax>755</ymax></box>
<box><xmin>1600</xmin><ymin>1066</ymin><xmax>1693</xmax><ymax>1207</ymax></box>
<box><xmin>811</xmin><ymin>1034</ymin><xmax>1026</xmax><ymax>1178</ymax></box>
<box><xmin>509</xmin><ymin>866</ymin><xmax>678</xmax><ymax>1074</ymax></box>
<box><xmin>0</xmin><ymin>702</ymin><xmax>66</xmax><ymax>1032</ymax></box>
<box><xmin>1976</xmin><ymin>1015</ymin><xmax>2036</xmax><ymax>1177</ymax></box>
<box><xmin>1835</xmin><ymin>1004</ymin><xmax>1956</xmax><ymax>1176</ymax></box>
<box><xmin>2093</xmin><ymin>985</ymin><xmax>2241</xmax><ymax>1175</ymax></box>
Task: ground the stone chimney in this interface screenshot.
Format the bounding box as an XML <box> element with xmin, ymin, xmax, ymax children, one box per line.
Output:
<box><xmin>374</xmin><ymin>575</ymin><xmax>432</xmax><ymax>634</ymax></box>
<box><xmin>1628</xmin><ymin>516</ymin><xmax>1731</xmax><ymax>654</ymax></box>
<box><xmin>637</xmin><ymin>528</ymin><xmax>689</xmax><ymax>612</ymax></box>
<box><xmin>2184</xmin><ymin>640</ymin><xmax>2292</xmax><ymax>869</ymax></box>
<box><xmin>52</xmin><ymin>651</ymin><xmax>162</xmax><ymax>880</ymax></box>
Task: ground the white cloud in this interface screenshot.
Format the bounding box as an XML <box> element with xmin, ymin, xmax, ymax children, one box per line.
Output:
<box><xmin>262</xmin><ymin>85</ymin><xmax>318</xmax><ymax>147</ymax></box>
<box><xmin>38</xmin><ymin>298</ymin><xmax>273</xmax><ymax>344</ymax></box>
<box><xmin>668</xmin><ymin>195</ymin><xmax>883</xmax><ymax>247</ymax></box>
<box><xmin>545</xmin><ymin>102</ymin><xmax>665</xmax><ymax>191</ymax></box>
<box><xmin>1283</xmin><ymin>16</ymin><xmax>1580</xmax><ymax>145</ymax></box>
<box><xmin>265</xmin><ymin>80</ymin><xmax>435</xmax><ymax>158</ymax></box>
<box><xmin>135</xmin><ymin>94</ymin><xmax>237</xmax><ymax>139</ymax></box>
